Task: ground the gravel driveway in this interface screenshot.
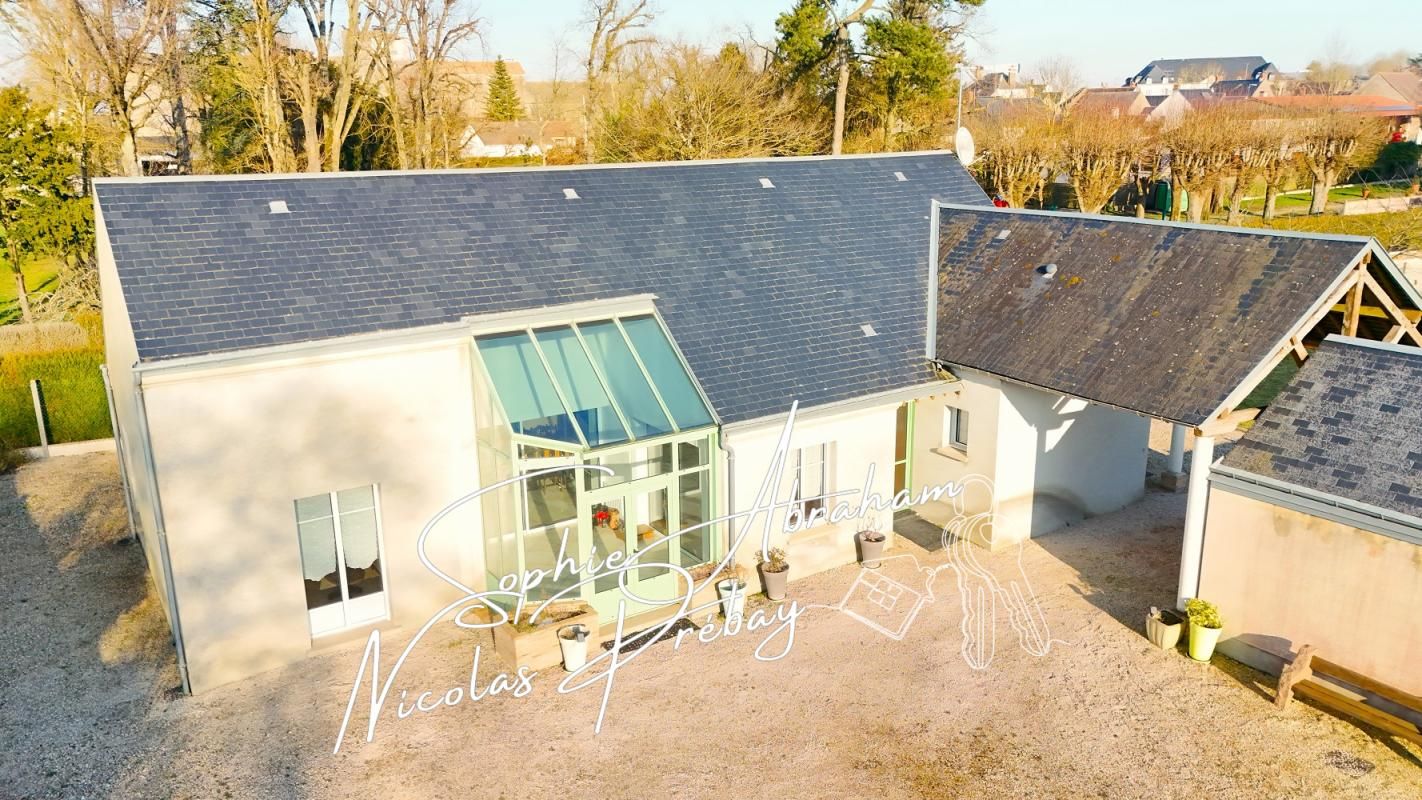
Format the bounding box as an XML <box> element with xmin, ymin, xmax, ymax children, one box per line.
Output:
<box><xmin>2</xmin><ymin>450</ymin><xmax>1419</xmax><ymax>799</ymax></box>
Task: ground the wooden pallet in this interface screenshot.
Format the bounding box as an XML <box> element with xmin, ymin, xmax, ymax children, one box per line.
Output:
<box><xmin>1276</xmin><ymin>644</ymin><xmax>1422</xmax><ymax>746</ymax></box>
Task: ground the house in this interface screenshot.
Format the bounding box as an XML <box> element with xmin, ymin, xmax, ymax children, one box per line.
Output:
<box><xmin>967</xmin><ymin>64</ymin><xmax>1045</xmax><ymax>100</ymax></box>
<box><xmin>92</xmin><ymin>156</ymin><xmax>1422</xmax><ymax>696</ymax></box>
<box><xmin>465</xmin><ymin>120</ymin><xmax>577</xmax><ymax>160</ymax></box>
<box><xmin>1258</xmin><ymin>94</ymin><xmax>1421</xmax><ymax>144</ymax></box>
<box><xmin>1064</xmin><ymin>87</ymin><xmax>1150</xmax><ymax>118</ymax></box>
<box><xmin>1354</xmin><ymin>71</ymin><xmax>1422</xmax><ymax>143</ymax></box>
<box><xmin>1127</xmin><ymin>56</ymin><xmax>1280</xmax><ymax>96</ymax></box>
<box><xmin>1199</xmin><ymin>336</ymin><xmax>1422</xmax><ymax>698</ymax></box>
<box><xmin>92</xmin><ymin>153</ymin><xmax>990</xmax><ymax>693</ymax></box>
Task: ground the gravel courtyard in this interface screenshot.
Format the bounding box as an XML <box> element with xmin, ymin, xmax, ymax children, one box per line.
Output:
<box><xmin>2</xmin><ymin>449</ymin><xmax>1420</xmax><ymax>799</ymax></box>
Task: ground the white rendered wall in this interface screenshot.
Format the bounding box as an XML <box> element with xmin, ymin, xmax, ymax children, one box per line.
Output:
<box><xmin>992</xmin><ymin>381</ymin><xmax>1149</xmax><ymax>548</ymax></box>
<box><xmin>911</xmin><ymin>375</ymin><xmax>1002</xmax><ymax>541</ymax></box>
<box><xmin>723</xmin><ymin>403</ymin><xmax>901</xmax><ymax>582</ymax></box>
<box><xmin>139</xmin><ymin>340</ymin><xmax>484</xmax><ymax>693</ymax></box>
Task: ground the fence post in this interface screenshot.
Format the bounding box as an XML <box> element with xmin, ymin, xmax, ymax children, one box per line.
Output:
<box><xmin>29</xmin><ymin>379</ymin><xmax>49</xmax><ymax>458</ymax></box>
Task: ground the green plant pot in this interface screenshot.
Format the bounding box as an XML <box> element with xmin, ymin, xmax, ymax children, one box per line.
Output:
<box><xmin>1188</xmin><ymin>622</ymin><xmax>1222</xmax><ymax>662</ymax></box>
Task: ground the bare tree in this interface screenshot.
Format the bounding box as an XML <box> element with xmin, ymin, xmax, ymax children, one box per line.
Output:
<box><xmin>1032</xmin><ymin>54</ymin><xmax>1081</xmax><ymax>108</ymax></box>
<box><xmin>287</xmin><ymin>0</ymin><xmax>380</xmax><ymax>171</ymax></box>
<box><xmin>1224</xmin><ymin>113</ymin><xmax>1300</xmax><ymax>224</ymax></box>
<box><xmin>369</xmin><ymin>0</ymin><xmax>481</xmax><ymax>169</ymax></box>
<box><xmin>230</xmin><ymin>0</ymin><xmax>298</xmax><ymax>172</ymax></box>
<box><xmin>1299</xmin><ymin>111</ymin><xmax>1385</xmax><ymax>214</ymax></box>
<box><xmin>582</xmin><ymin>0</ymin><xmax>653</xmax><ymax>163</ymax></box>
<box><xmin>60</xmin><ymin>0</ymin><xmax>175</xmax><ymax>176</ymax></box>
<box><xmin>974</xmin><ymin>110</ymin><xmax>1061</xmax><ymax>208</ymax></box>
<box><xmin>1061</xmin><ymin>110</ymin><xmax>1146</xmax><ymax>214</ymax></box>
<box><xmin>1159</xmin><ymin>105</ymin><xmax>1244</xmax><ymax>222</ymax></box>
<box><xmin>596</xmin><ymin>44</ymin><xmax>822</xmax><ymax>162</ymax></box>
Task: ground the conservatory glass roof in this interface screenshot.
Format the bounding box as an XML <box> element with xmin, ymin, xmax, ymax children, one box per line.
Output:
<box><xmin>476</xmin><ymin>314</ymin><xmax>715</xmax><ymax>449</ymax></box>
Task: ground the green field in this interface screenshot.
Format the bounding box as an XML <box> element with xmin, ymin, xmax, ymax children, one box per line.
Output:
<box><xmin>0</xmin><ymin>313</ymin><xmax>111</xmax><ymax>448</ymax></box>
<box><xmin>1236</xmin><ymin>180</ymin><xmax>1417</xmax><ymax>215</ymax></box>
<box><xmin>0</xmin><ymin>256</ymin><xmax>63</xmax><ymax>324</ymax></box>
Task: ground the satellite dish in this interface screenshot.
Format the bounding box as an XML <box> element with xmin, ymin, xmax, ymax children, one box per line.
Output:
<box><xmin>954</xmin><ymin>126</ymin><xmax>976</xmax><ymax>166</ymax></box>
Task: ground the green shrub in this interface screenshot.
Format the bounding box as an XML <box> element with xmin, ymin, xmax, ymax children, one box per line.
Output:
<box><xmin>1185</xmin><ymin>598</ymin><xmax>1223</xmax><ymax>630</ymax></box>
<box><xmin>0</xmin><ymin>313</ymin><xmax>110</xmax><ymax>447</ymax></box>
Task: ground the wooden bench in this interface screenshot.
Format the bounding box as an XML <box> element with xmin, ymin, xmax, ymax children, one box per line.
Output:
<box><xmin>1275</xmin><ymin>644</ymin><xmax>1422</xmax><ymax>746</ymax></box>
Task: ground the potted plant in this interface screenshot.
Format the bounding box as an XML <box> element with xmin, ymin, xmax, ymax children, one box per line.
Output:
<box><xmin>715</xmin><ymin>565</ymin><xmax>748</xmax><ymax>620</ymax></box>
<box><xmin>1185</xmin><ymin>598</ymin><xmax>1224</xmax><ymax>662</ymax></box>
<box><xmin>1146</xmin><ymin>606</ymin><xmax>1183</xmax><ymax>650</ymax></box>
<box><xmin>491</xmin><ymin>601</ymin><xmax>599</xmax><ymax>670</ymax></box>
<box><xmin>856</xmin><ymin>515</ymin><xmax>887</xmax><ymax>568</ymax></box>
<box><xmin>558</xmin><ymin>623</ymin><xmax>590</xmax><ymax>672</ymax></box>
<box><xmin>756</xmin><ymin>547</ymin><xmax>790</xmax><ymax>601</ymax></box>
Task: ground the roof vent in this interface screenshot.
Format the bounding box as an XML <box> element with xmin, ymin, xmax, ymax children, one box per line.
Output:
<box><xmin>758</xmin><ymin>178</ymin><xmax>775</xmax><ymax>189</ymax></box>
<box><xmin>860</xmin><ymin>323</ymin><xmax>878</xmax><ymax>337</ymax></box>
<box><xmin>268</xmin><ymin>200</ymin><xmax>290</xmax><ymax>214</ymax></box>
<box><xmin>1038</xmin><ymin>263</ymin><xmax>1058</xmax><ymax>276</ymax></box>
<box><xmin>893</xmin><ymin>171</ymin><xmax>907</xmax><ymax>182</ymax></box>
<box><xmin>562</xmin><ymin>188</ymin><xmax>580</xmax><ymax>200</ymax></box>
<box><xmin>995</xmin><ymin>229</ymin><xmax>1011</xmax><ymax>241</ymax></box>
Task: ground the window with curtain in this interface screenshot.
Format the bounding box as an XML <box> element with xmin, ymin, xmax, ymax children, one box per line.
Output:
<box><xmin>295</xmin><ymin>485</ymin><xmax>387</xmax><ymax>636</ymax></box>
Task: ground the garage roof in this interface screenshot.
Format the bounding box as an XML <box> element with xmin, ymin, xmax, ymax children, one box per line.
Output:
<box><xmin>95</xmin><ymin>153</ymin><xmax>987</xmax><ymax>424</ymax></box>
<box><xmin>932</xmin><ymin>206</ymin><xmax>1409</xmax><ymax>426</ymax></box>
<box><xmin>1221</xmin><ymin>336</ymin><xmax>1422</xmax><ymax>522</ymax></box>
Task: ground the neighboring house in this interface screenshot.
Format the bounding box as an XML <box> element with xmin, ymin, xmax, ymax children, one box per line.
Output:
<box><xmin>975</xmin><ymin>96</ymin><xmax>1055</xmax><ymax>120</ymax></box>
<box><xmin>1200</xmin><ymin>335</ymin><xmax>1422</xmax><ymax>698</ymax></box>
<box><xmin>92</xmin><ymin>158</ymin><xmax>1422</xmax><ymax>695</ymax></box>
<box><xmin>1064</xmin><ymin>87</ymin><xmax>1150</xmax><ymax>118</ymax></box>
<box><xmin>967</xmin><ymin>64</ymin><xmax>1048</xmax><ymax>100</ymax></box>
<box><xmin>1355</xmin><ymin>71</ymin><xmax>1422</xmax><ymax>143</ymax></box>
<box><xmin>465</xmin><ymin>120</ymin><xmax>577</xmax><ymax>159</ymax></box>
<box><xmin>1127</xmin><ymin>56</ymin><xmax>1280</xmax><ymax>96</ymax></box>
<box><xmin>1258</xmin><ymin>94</ymin><xmax>1421</xmax><ymax>143</ymax></box>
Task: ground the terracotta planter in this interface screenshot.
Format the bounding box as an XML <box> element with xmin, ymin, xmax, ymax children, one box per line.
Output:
<box><xmin>759</xmin><ymin>564</ymin><xmax>789</xmax><ymax>601</ymax></box>
<box><xmin>1146</xmin><ymin>608</ymin><xmax>1183</xmax><ymax>650</ymax></box>
<box><xmin>1188</xmin><ymin>623</ymin><xmax>1223</xmax><ymax>662</ymax></box>
<box><xmin>857</xmin><ymin>531</ymin><xmax>887</xmax><ymax>568</ymax></box>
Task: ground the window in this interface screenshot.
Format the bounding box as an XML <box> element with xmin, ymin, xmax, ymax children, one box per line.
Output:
<box><xmin>794</xmin><ymin>444</ymin><xmax>830</xmax><ymax>523</ymax></box>
<box><xmin>946</xmin><ymin>407</ymin><xmax>969</xmax><ymax>451</ymax></box>
<box><xmin>295</xmin><ymin>486</ymin><xmax>388</xmax><ymax>637</ymax></box>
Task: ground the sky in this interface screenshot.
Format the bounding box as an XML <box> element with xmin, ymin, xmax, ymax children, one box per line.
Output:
<box><xmin>475</xmin><ymin>0</ymin><xmax>1421</xmax><ymax>85</ymax></box>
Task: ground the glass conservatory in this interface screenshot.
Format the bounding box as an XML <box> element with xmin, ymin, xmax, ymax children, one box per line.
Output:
<box><xmin>472</xmin><ymin>313</ymin><xmax>720</xmax><ymax>618</ymax></box>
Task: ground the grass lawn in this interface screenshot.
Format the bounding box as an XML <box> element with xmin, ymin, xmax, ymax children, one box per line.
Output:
<box><xmin>1237</xmin><ymin>179</ymin><xmax>1418</xmax><ymax>216</ymax></box>
<box><xmin>1</xmin><ymin>256</ymin><xmax>63</xmax><ymax>325</ymax></box>
<box><xmin>0</xmin><ymin>313</ymin><xmax>111</xmax><ymax>447</ymax></box>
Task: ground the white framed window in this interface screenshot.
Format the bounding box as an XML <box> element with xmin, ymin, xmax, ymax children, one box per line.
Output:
<box><xmin>794</xmin><ymin>443</ymin><xmax>831</xmax><ymax>522</ymax></box>
<box><xmin>295</xmin><ymin>485</ymin><xmax>389</xmax><ymax>637</ymax></box>
<box><xmin>945</xmin><ymin>407</ymin><xmax>969</xmax><ymax>451</ymax></box>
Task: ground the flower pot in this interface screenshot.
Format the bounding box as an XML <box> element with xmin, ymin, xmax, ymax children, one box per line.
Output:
<box><xmin>1146</xmin><ymin>608</ymin><xmax>1183</xmax><ymax>650</ymax></box>
<box><xmin>1188</xmin><ymin>622</ymin><xmax>1222</xmax><ymax>662</ymax></box>
<box><xmin>716</xmin><ymin>578</ymin><xmax>747</xmax><ymax>620</ymax></box>
<box><xmin>857</xmin><ymin>531</ymin><xmax>886</xmax><ymax>568</ymax></box>
<box><xmin>759</xmin><ymin>564</ymin><xmax>789</xmax><ymax>601</ymax></box>
<box><xmin>558</xmin><ymin>624</ymin><xmax>590</xmax><ymax>672</ymax></box>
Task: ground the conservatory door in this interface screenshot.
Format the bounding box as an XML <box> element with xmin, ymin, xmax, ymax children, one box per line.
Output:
<box><xmin>585</xmin><ymin>474</ymin><xmax>680</xmax><ymax>619</ymax></box>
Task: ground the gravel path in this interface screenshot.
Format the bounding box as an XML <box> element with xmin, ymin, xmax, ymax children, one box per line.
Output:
<box><xmin>2</xmin><ymin>449</ymin><xmax>1419</xmax><ymax>799</ymax></box>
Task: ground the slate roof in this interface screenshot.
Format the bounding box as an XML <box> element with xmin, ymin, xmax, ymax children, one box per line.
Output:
<box><xmin>1223</xmin><ymin>336</ymin><xmax>1422</xmax><ymax>521</ymax></box>
<box><xmin>932</xmin><ymin>207</ymin><xmax>1380</xmax><ymax>426</ymax></box>
<box><xmin>95</xmin><ymin>153</ymin><xmax>988</xmax><ymax>424</ymax></box>
<box><xmin>1131</xmin><ymin>56</ymin><xmax>1271</xmax><ymax>84</ymax></box>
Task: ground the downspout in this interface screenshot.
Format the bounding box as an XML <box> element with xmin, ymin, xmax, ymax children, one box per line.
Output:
<box><xmin>718</xmin><ymin>432</ymin><xmax>736</xmax><ymax>559</ymax></box>
<box><xmin>133</xmin><ymin>373</ymin><xmax>192</xmax><ymax>695</ymax></box>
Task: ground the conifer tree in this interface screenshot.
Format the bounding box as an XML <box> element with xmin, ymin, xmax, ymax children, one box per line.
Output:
<box><xmin>485</xmin><ymin>57</ymin><xmax>524</xmax><ymax>121</ymax></box>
